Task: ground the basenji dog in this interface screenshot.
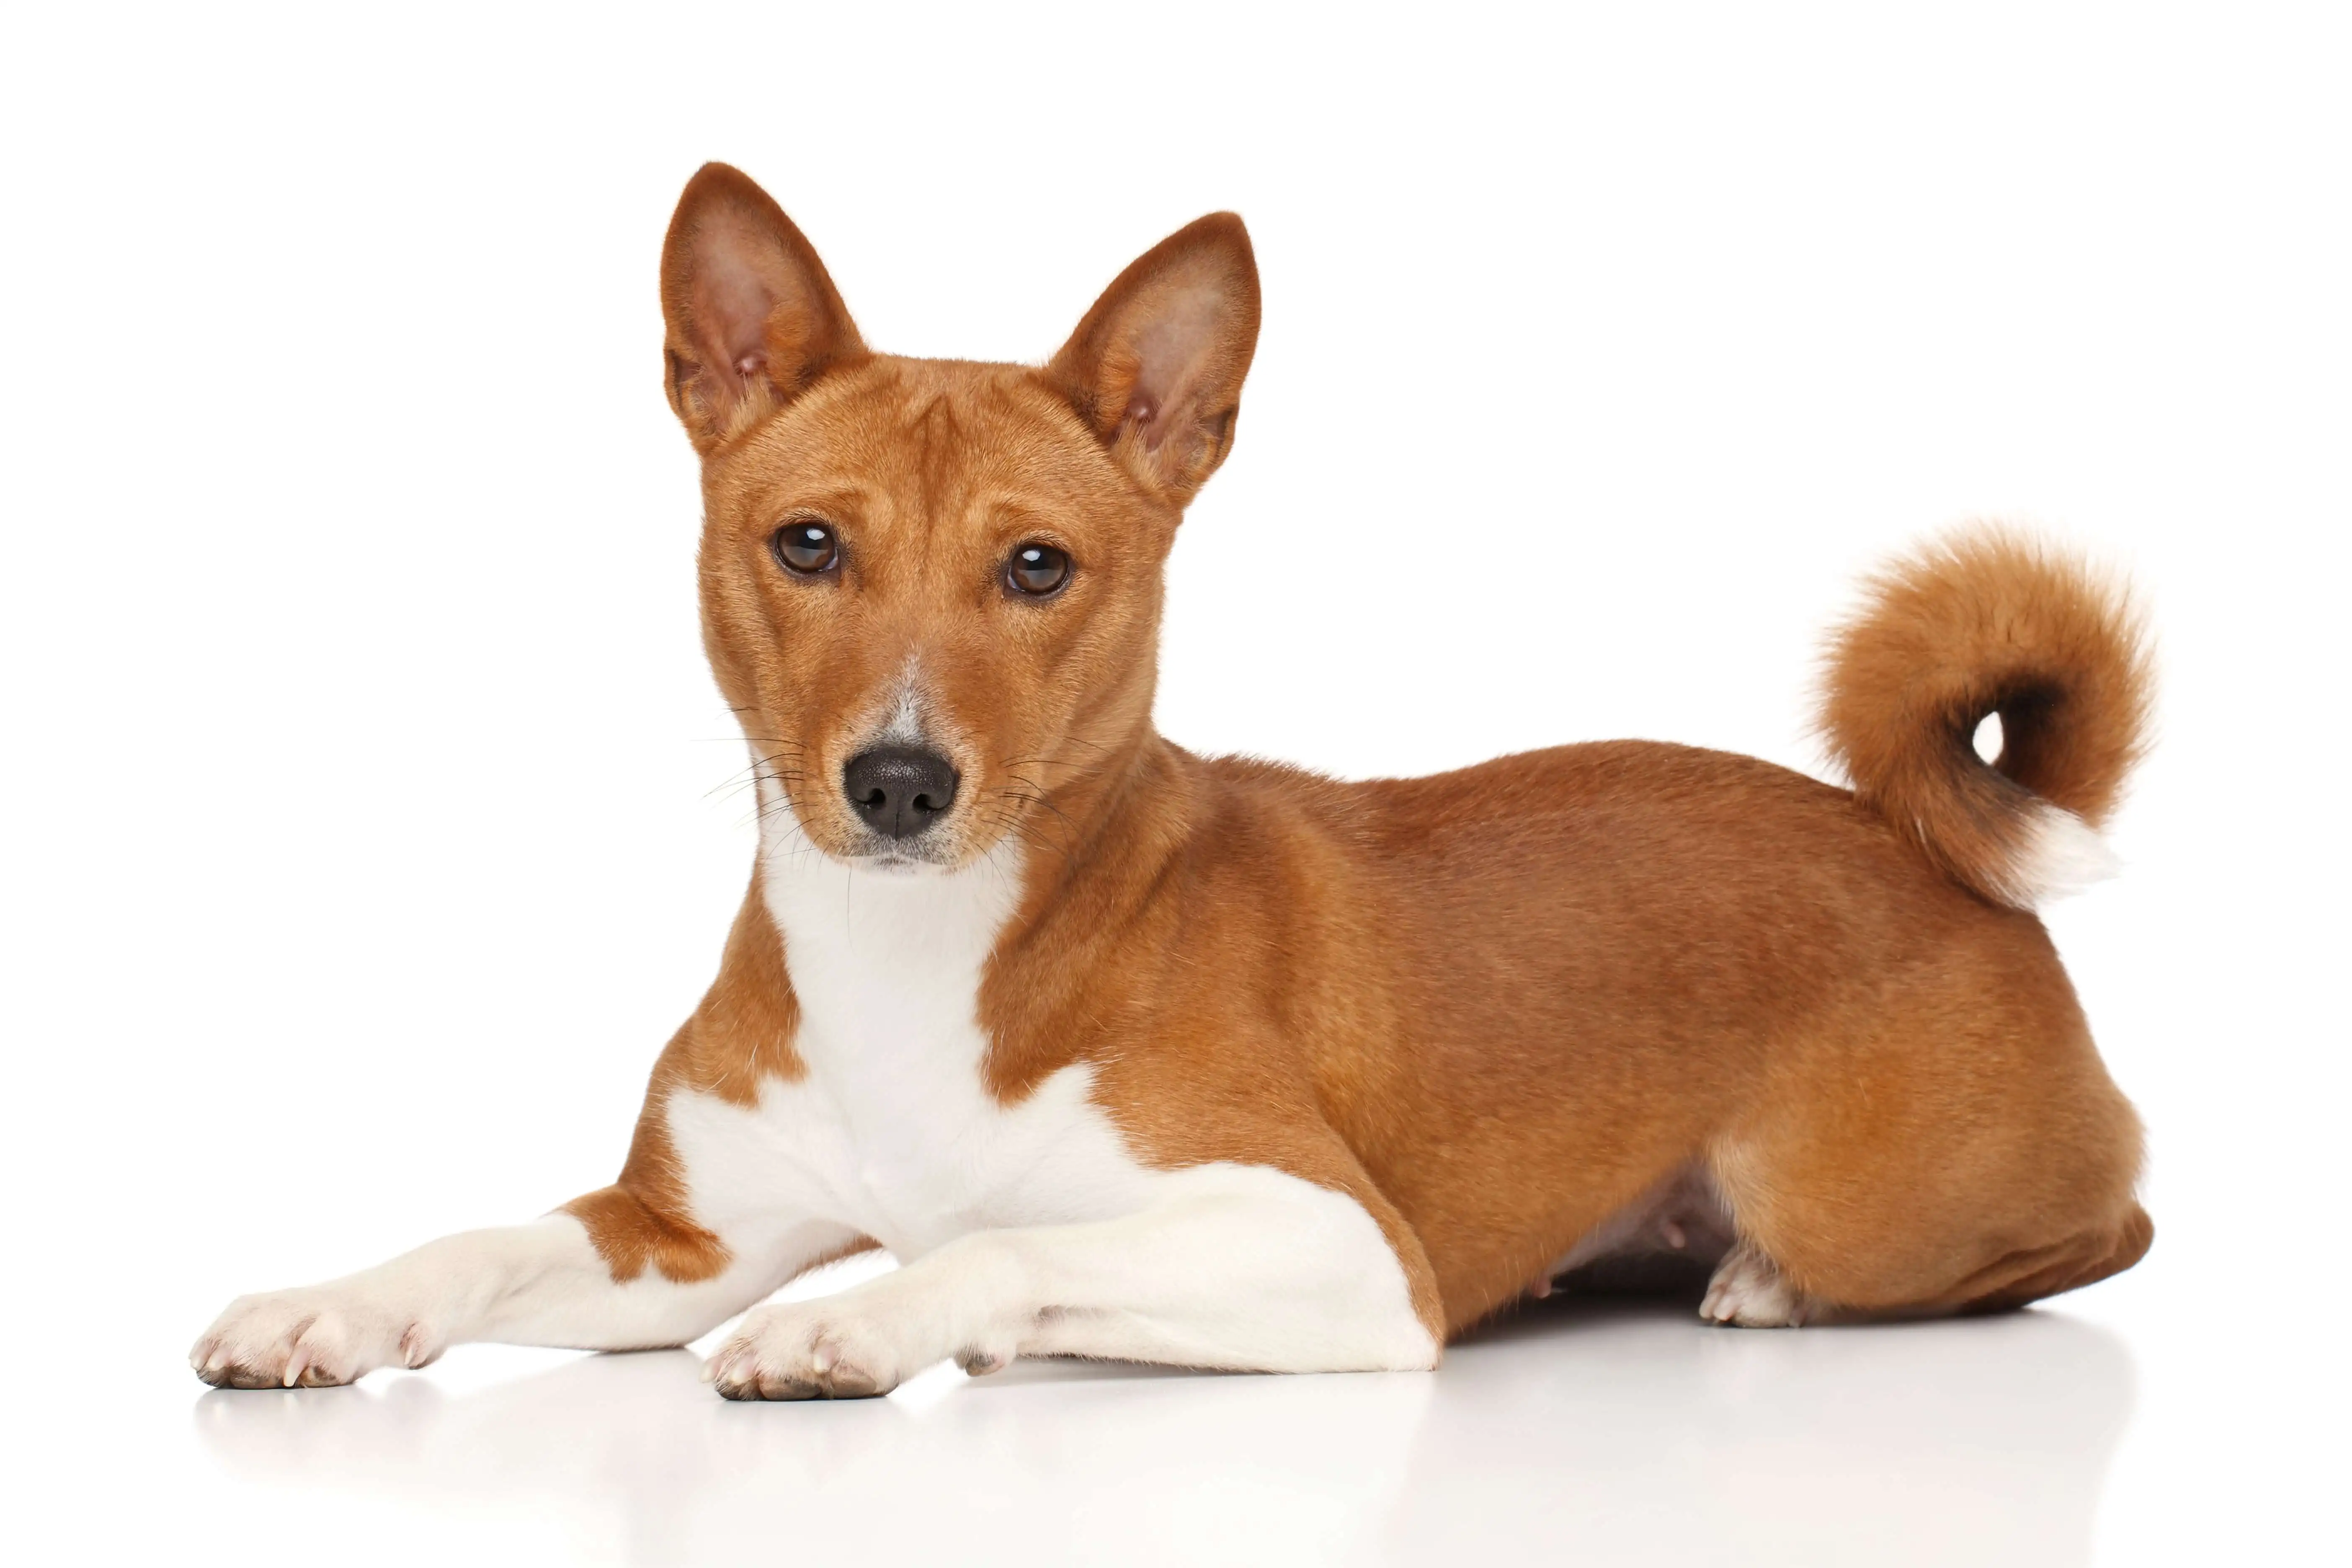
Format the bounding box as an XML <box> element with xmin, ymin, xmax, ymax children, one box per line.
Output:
<box><xmin>194</xmin><ymin>163</ymin><xmax>2153</xmax><ymax>1398</ymax></box>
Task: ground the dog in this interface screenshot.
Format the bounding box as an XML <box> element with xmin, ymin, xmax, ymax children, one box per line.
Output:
<box><xmin>193</xmin><ymin>163</ymin><xmax>2153</xmax><ymax>1398</ymax></box>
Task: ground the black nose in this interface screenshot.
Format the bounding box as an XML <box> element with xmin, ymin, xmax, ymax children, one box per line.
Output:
<box><xmin>841</xmin><ymin>746</ymin><xmax>961</xmax><ymax>839</ymax></box>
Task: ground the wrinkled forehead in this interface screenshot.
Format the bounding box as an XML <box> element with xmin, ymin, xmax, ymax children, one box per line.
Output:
<box><xmin>708</xmin><ymin>358</ymin><xmax>1124</xmax><ymax>534</ymax></box>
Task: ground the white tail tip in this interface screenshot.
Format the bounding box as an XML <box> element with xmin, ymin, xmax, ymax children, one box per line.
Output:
<box><xmin>1999</xmin><ymin>802</ymin><xmax>2123</xmax><ymax>908</ymax></box>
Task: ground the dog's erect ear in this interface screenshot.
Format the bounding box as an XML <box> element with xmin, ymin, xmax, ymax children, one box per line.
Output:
<box><xmin>659</xmin><ymin>163</ymin><xmax>865</xmax><ymax>454</ymax></box>
<box><xmin>1046</xmin><ymin>214</ymin><xmax>1261</xmax><ymax>507</ymax></box>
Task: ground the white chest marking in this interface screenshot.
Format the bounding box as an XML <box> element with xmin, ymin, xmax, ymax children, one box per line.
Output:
<box><xmin>664</xmin><ymin>790</ymin><xmax>1162</xmax><ymax>1260</ymax></box>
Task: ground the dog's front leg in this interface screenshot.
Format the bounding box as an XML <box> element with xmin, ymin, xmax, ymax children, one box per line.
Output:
<box><xmin>191</xmin><ymin>1204</ymin><xmax>858</xmax><ymax>1389</ymax></box>
<box><xmin>706</xmin><ymin>1165</ymin><xmax>1440</xmax><ymax>1399</ymax></box>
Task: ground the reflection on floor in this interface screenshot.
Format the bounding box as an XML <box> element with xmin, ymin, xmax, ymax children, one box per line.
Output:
<box><xmin>190</xmin><ymin>1292</ymin><xmax>2133</xmax><ymax>1567</ymax></box>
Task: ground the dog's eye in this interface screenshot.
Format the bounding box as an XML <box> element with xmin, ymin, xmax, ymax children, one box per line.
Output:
<box><xmin>772</xmin><ymin>522</ymin><xmax>838</xmax><ymax>575</ymax></box>
<box><xmin>1006</xmin><ymin>542</ymin><xmax>1071</xmax><ymax>596</ymax></box>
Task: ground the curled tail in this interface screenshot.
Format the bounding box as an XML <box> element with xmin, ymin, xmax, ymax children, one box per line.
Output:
<box><xmin>1818</xmin><ymin>524</ymin><xmax>2154</xmax><ymax>908</ymax></box>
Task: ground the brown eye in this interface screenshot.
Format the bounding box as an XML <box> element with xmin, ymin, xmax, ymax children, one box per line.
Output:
<box><xmin>772</xmin><ymin>521</ymin><xmax>838</xmax><ymax>575</ymax></box>
<box><xmin>1006</xmin><ymin>542</ymin><xmax>1071</xmax><ymax>596</ymax></box>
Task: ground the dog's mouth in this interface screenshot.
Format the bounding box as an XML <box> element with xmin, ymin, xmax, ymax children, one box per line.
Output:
<box><xmin>837</xmin><ymin>833</ymin><xmax>965</xmax><ymax>872</ymax></box>
<box><xmin>761</xmin><ymin>793</ymin><xmax>979</xmax><ymax>868</ymax></box>
<box><xmin>758</xmin><ymin>806</ymin><xmax>988</xmax><ymax>875</ymax></box>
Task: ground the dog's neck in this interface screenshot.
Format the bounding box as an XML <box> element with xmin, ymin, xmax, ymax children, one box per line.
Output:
<box><xmin>748</xmin><ymin>725</ymin><xmax>1196</xmax><ymax>1060</ymax></box>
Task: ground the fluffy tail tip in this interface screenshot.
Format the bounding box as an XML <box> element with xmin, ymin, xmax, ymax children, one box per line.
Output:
<box><xmin>1816</xmin><ymin>523</ymin><xmax>2155</xmax><ymax>909</ymax></box>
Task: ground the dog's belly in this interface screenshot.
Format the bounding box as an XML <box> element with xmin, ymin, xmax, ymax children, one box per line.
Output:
<box><xmin>1546</xmin><ymin>1163</ymin><xmax>1738</xmax><ymax>1286</ymax></box>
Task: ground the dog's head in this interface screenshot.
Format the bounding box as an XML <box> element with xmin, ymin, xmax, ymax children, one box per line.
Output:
<box><xmin>660</xmin><ymin>165</ymin><xmax>1258</xmax><ymax>872</ymax></box>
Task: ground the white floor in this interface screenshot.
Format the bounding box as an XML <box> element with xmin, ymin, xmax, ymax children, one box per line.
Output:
<box><xmin>18</xmin><ymin>1252</ymin><xmax>2321</xmax><ymax>1567</ymax></box>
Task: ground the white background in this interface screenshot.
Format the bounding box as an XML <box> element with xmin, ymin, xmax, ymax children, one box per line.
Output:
<box><xmin>3</xmin><ymin>4</ymin><xmax>2345</xmax><ymax>1563</ymax></box>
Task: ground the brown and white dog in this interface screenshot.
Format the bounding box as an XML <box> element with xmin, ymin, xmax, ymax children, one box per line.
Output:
<box><xmin>193</xmin><ymin>164</ymin><xmax>2153</xmax><ymax>1398</ymax></box>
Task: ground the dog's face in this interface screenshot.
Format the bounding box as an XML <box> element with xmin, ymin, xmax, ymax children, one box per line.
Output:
<box><xmin>659</xmin><ymin>166</ymin><xmax>1259</xmax><ymax>870</ymax></box>
<box><xmin>694</xmin><ymin>359</ymin><xmax>1169</xmax><ymax>872</ymax></box>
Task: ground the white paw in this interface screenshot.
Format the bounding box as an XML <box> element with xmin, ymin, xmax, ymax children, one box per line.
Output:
<box><xmin>191</xmin><ymin>1287</ymin><xmax>442</xmax><ymax>1389</ymax></box>
<box><xmin>704</xmin><ymin>1291</ymin><xmax>1013</xmax><ymax>1401</ymax></box>
<box><xmin>1700</xmin><ymin>1243</ymin><xmax>1811</xmax><ymax>1328</ymax></box>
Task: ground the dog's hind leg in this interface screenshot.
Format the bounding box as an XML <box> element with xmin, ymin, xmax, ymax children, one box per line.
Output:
<box><xmin>1700</xmin><ymin>961</ymin><xmax>2148</xmax><ymax>1326</ymax></box>
<box><xmin>1699</xmin><ymin>1240</ymin><xmax>1817</xmax><ymax>1327</ymax></box>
